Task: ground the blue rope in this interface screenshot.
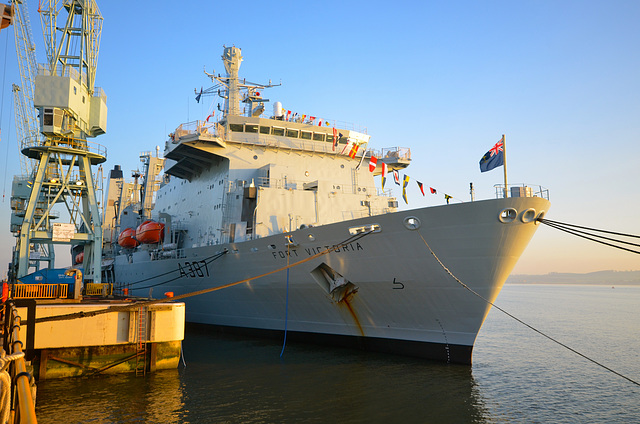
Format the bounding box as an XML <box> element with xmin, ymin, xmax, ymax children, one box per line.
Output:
<box><xmin>279</xmin><ymin>265</ymin><xmax>290</xmax><ymax>358</ymax></box>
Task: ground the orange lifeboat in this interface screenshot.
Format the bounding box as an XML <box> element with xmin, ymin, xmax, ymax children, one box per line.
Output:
<box><xmin>135</xmin><ymin>220</ymin><xmax>165</xmax><ymax>244</ymax></box>
<box><xmin>74</xmin><ymin>251</ymin><xmax>84</xmax><ymax>265</ymax></box>
<box><xmin>118</xmin><ymin>228</ymin><xmax>139</xmax><ymax>249</ymax></box>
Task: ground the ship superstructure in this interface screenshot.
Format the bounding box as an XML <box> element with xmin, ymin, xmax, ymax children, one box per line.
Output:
<box><xmin>108</xmin><ymin>46</ymin><xmax>550</xmax><ymax>364</ymax></box>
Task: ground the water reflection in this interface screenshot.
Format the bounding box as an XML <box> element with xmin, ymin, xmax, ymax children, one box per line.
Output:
<box><xmin>36</xmin><ymin>368</ymin><xmax>185</xmax><ymax>423</ymax></box>
<box><xmin>36</xmin><ymin>327</ymin><xmax>493</xmax><ymax>423</ymax></box>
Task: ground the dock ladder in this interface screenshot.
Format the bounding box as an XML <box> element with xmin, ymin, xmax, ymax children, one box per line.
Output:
<box><xmin>135</xmin><ymin>306</ymin><xmax>147</xmax><ymax>376</ymax></box>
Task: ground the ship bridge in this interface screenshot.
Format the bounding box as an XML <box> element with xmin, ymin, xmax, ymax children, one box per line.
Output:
<box><xmin>164</xmin><ymin>121</ymin><xmax>226</xmax><ymax>181</ymax></box>
<box><xmin>163</xmin><ymin>116</ymin><xmax>410</xmax><ymax>181</ymax></box>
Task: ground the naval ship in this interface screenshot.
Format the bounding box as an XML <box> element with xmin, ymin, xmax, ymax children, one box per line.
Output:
<box><xmin>104</xmin><ymin>46</ymin><xmax>550</xmax><ymax>364</ymax></box>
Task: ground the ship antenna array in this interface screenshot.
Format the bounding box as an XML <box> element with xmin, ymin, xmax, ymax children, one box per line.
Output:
<box><xmin>414</xmin><ymin>230</ymin><xmax>640</xmax><ymax>388</ymax></box>
<box><xmin>199</xmin><ymin>47</ymin><xmax>280</xmax><ymax>118</ymax></box>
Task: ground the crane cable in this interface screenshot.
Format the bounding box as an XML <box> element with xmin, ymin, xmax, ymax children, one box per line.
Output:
<box><xmin>415</xmin><ymin>230</ymin><xmax>640</xmax><ymax>388</ymax></box>
<box><xmin>1</xmin><ymin>29</ymin><xmax>10</xmax><ymax>203</ymax></box>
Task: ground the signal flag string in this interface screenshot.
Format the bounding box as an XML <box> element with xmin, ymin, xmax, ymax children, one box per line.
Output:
<box><xmin>415</xmin><ymin>230</ymin><xmax>640</xmax><ymax>388</ymax></box>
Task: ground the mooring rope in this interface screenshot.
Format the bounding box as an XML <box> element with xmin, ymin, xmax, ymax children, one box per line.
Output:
<box><xmin>0</xmin><ymin>350</ymin><xmax>26</xmax><ymax>424</ymax></box>
<box><xmin>32</xmin><ymin>230</ymin><xmax>374</xmax><ymax>324</ymax></box>
<box><xmin>416</xmin><ymin>230</ymin><xmax>640</xmax><ymax>388</ymax></box>
<box><xmin>129</xmin><ymin>250</ymin><xmax>229</xmax><ymax>290</ymax></box>
<box><xmin>538</xmin><ymin>218</ymin><xmax>640</xmax><ymax>255</ymax></box>
<box><xmin>280</xmin><ymin>242</ymin><xmax>291</xmax><ymax>358</ymax></box>
<box><xmin>124</xmin><ymin>250</ymin><xmax>228</xmax><ymax>287</ymax></box>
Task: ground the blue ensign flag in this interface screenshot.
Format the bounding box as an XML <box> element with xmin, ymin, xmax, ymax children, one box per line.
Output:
<box><xmin>479</xmin><ymin>139</ymin><xmax>504</xmax><ymax>172</ymax></box>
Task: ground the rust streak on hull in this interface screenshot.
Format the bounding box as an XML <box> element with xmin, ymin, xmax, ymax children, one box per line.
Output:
<box><xmin>339</xmin><ymin>293</ymin><xmax>364</xmax><ymax>337</ymax></box>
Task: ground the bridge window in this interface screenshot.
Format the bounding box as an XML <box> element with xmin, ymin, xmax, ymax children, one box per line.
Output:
<box><xmin>300</xmin><ymin>131</ymin><xmax>312</xmax><ymax>140</ymax></box>
<box><xmin>245</xmin><ymin>124</ymin><xmax>258</xmax><ymax>133</ymax></box>
<box><xmin>229</xmin><ymin>124</ymin><xmax>244</xmax><ymax>132</ymax></box>
<box><xmin>272</xmin><ymin>127</ymin><xmax>285</xmax><ymax>136</ymax></box>
<box><xmin>286</xmin><ymin>129</ymin><xmax>299</xmax><ymax>138</ymax></box>
<box><xmin>313</xmin><ymin>133</ymin><xmax>325</xmax><ymax>142</ymax></box>
<box><xmin>259</xmin><ymin>126</ymin><xmax>271</xmax><ymax>134</ymax></box>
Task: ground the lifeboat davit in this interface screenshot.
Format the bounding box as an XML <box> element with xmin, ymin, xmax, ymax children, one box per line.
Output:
<box><xmin>135</xmin><ymin>220</ymin><xmax>165</xmax><ymax>244</ymax></box>
<box><xmin>118</xmin><ymin>228</ymin><xmax>139</xmax><ymax>249</ymax></box>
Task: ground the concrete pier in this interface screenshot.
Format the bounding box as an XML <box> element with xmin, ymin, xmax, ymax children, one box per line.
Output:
<box><xmin>14</xmin><ymin>300</ymin><xmax>185</xmax><ymax>379</ymax></box>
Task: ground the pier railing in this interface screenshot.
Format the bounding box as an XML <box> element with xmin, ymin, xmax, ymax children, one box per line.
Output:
<box><xmin>12</xmin><ymin>283</ymin><xmax>68</xmax><ymax>299</ymax></box>
<box><xmin>85</xmin><ymin>283</ymin><xmax>113</xmax><ymax>296</ymax></box>
<box><xmin>11</xmin><ymin>283</ymin><xmax>116</xmax><ymax>299</ymax></box>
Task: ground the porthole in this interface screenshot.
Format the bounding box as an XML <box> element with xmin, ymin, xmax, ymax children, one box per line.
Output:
<box><xmin>403</xmin><ymin>216</ymin><xmax>421</xmax><ymax>230</ymax></box>
<box><xmin>253</xmin><ymin>155</ymin><xmax>258</xmax><ymax>160</ymax></box>
<box><xmin>498</xmin><ymin>208</ymin><xmax>517</xmax><ymax>223</ymax></box>
<box><xmin>520</xmin><ymin>208</ymin><xmax>536</xmax><ymax>223</ymax></box>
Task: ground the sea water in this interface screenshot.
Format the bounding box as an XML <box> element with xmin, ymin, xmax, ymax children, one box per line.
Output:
<box><xmin>34</xmin><ymin>285</ymin><xmax>640</xmax><ymax>423</ymax></box>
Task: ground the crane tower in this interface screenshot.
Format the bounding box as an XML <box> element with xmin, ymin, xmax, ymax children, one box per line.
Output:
<box><xmin>14</xmin><ymin>0</ymin><xmax>107</xmax><ymax>284</ymax></box>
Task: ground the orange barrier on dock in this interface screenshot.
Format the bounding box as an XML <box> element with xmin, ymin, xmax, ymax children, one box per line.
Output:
<box><xmin>12</xmin><ymin>284</ymin><xmax>68</xmax><ymax>299</ymax></box>
<box><xmin>85</xmin><ymin>283</ymin><xmax>113</xmax><ymax>296</ymax></box>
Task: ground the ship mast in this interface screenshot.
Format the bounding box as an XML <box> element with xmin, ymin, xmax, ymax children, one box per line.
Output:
<box><xmin>222</xmin><ymin>46</ymin><xmax>242</xmax><ymax>116</ymax></box>
<box><xmin>203</xmin><ymin>46</ymin><xmax>279</xmax><ymax>119</ymax></box>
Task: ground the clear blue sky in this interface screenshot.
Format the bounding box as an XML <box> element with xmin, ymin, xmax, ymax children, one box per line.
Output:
<box><xmin>1</xmin><ymin>0</ymin><xmax>639</xmax><ymax>277</ymax></box>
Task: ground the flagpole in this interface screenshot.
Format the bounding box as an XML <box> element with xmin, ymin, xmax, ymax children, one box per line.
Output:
<box><xmin>502</xmin><ymin>134</ymin><xmax>508</xmax><ymax>198</ymax></box>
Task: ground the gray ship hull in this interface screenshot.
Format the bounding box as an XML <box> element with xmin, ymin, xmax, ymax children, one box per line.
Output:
<box><xmin>116</xmin><ymin>196</ymin><xmax>549</xmax><ymax>364</ymax></box>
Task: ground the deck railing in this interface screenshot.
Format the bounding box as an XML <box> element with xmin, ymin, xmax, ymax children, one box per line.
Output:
<box><xmin>494</xmin><ymin>184</ymin><xmax>550</xmax><ymax>200</ymax></box>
